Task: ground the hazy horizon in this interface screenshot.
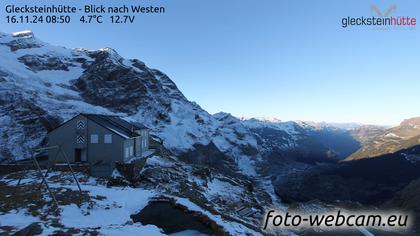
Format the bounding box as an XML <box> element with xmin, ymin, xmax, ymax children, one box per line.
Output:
<box><xmin>222</xmin><ymin>114</ymin><xmax>404</xmax><ymax>127</ymax></box>
<box><xmin>2</xmin><ymin>0</ymin><xmax>419</xmax><ymax>126</ymax></box>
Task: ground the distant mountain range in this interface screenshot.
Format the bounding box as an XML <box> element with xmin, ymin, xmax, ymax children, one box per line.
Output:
<box><xmin>241</xmin><ymin>117</ymin><xmax>362</xmax><ymax>161</ymax></box>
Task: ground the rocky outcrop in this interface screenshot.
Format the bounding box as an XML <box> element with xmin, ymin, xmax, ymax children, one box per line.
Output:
<box><xmin>72</xmin><ymin>49</ymin><xmax>153</xmax><ymax>114</ymax></box>
<box><xmin>18</xmin><ymin>55</ymin><xmax>71</xmax><ymax>71</ymax></box>
<box><xmin>12</xmin><ymin>222</ymin><xmax>43</xmax><ymax>236</ymax></box>
<box><xmin>2</xmin><ymin>34</ymin><xmax>43</xmax><ymax>51</ymax></box>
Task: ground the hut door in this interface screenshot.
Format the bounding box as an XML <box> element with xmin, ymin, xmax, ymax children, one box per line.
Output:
<box><xmin>75</xmin><ymin>148</ymin><xmax>82</xmax><ymax>162</ymax></box>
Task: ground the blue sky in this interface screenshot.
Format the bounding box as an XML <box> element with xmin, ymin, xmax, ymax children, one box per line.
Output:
<box><xmin>2</xmin><ymin>0</ymin><xmax>419</xmax><ymax>125</ymax></box>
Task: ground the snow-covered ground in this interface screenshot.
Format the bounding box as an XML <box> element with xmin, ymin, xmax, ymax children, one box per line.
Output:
<box><xmin>0</xmin><ymin>170</ymin><xmax>262</xmax><ymax>236</ymax></box>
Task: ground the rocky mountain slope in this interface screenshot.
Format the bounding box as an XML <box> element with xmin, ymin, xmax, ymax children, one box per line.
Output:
<box><xmin>0</xmin><ymin>30</ymin><xmax>258</xmax><ymax>176</ymax></box>
<box><xmin>346</xmin><ymin>117</ymin><xmax>420</xmax><ymax>160</ymax></box>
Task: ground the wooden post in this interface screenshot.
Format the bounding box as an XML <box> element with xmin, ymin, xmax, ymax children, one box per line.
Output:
<box><xmin>31</xmin><ymin>151</ymin><xmax>59</xmax><ymax>208</ymax></box>
<box><xmin>16</xmin><ymin>163</ymin><xmax>28</xmax><ymax>187</ymax></box>
<box><xmin>38</xmin><ymin>147</ymin><xmax>60</xmax><ymax>189</ymax></box>
<box><xmin>59</xmin><ymin>146</ymin><xmax>82</xmax><ymax>193</ymax></box>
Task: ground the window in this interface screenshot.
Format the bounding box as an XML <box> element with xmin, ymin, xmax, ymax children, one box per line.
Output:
<box><xmin>125</xmin><ymin>146</ymin><xmax>133</xmax><ymax>158</ymax></box>
<box><xmin>104</xmin><ymin>134</ymin><xmax>112</xmax><ymax>144</ymax></box>
<box><xmin>129</xmin><ymin>146</ymin><xmax>133</xmax><ymax>156</ymax></box>
<box><xmin>142</xmin><ymin>138</ymin><xmax>147</xmax><ymax>149</ymax></box>
<box><xmin>90</xmin><ymin>134</ymin><xmax>98</xmax><ymax>144</ymax></box>
<box><xmin>125</xmin><ymin>147</ymin><xmax>129</xmax><ymax>158</ymax></box>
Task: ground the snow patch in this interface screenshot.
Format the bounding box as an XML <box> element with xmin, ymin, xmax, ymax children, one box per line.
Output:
<box><xmin>145</xmin><ymin>155</ymin><xmax>174</xmax><ymax>168</ymax></box>
<box><xmin>0</xmin><ymin>209</ymin><xmax>39</xmax><ymax>231</ymax></box>
<box><xmin>12</xmin><ymin>30</ymin><xmax>34</xmax><ymax>38</ymax></box>
<box><xmin>206</xmin><ymin>178</ymin><xmax>243</xmax><ymax>199</ymax></box>
<box><xmin>385</xmin><ymin>133</ymin><xmax>400</xmax><ymax>138</ymax></box>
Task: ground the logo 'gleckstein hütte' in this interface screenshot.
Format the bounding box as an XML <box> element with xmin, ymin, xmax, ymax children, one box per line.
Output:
<box><xmin>341</xmin><ymin>4</ymin><xmax>416</xmax><ymax>29</ymax></box>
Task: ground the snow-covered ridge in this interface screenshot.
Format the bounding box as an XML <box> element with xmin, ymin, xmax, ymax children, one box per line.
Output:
<box><xmin>242</xmin><ymin>117</ymin><xmax>301</xmax><ymax>134</ymax></box>
<box><xmin>241</xmin><ymin>116</ymin><xmax>282</xmax><ymax>123</ymax></box>
<box><xmin>242</xmin><ymin>116</ymin><xmax>363</xmax><ymax>131</ymax></box>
